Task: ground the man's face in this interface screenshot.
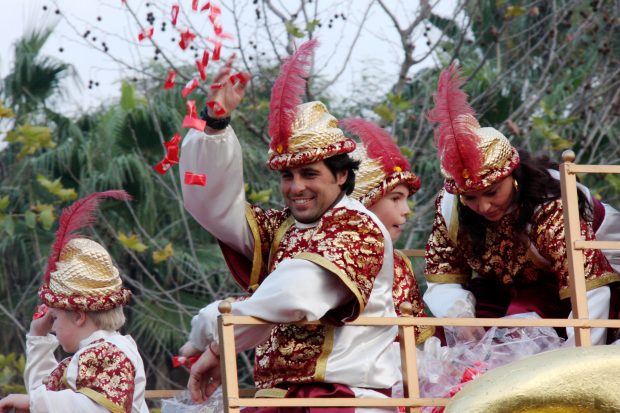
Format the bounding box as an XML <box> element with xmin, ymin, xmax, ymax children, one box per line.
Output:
<box><xmin>280</xmin><ymin>161</ymin><xmax>347</xmax><ymax>223</ymax></box>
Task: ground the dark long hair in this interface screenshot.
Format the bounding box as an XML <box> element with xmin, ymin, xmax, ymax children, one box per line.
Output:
<box><xmin>458</xmin><ymin>149</ymin><xmax>592</xmax><ymax>258</ymax></box>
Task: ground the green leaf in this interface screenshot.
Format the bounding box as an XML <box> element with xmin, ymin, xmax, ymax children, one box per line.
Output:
<box><xmin>306</xmin><ymin>20</ymin><xmax>320</xmax><ymax>34</ymax></box>
<box><xmin>0</xmin><ymin>100</ymin><xmax>15</xmax><ymax>118</ymax></box>
<box><xmin>373</xmin><ymin>104</ymin><xmax>395</xmax><ymax>123</ymax></box>
<box><xmin>32</xmin><ymin>203</ymin><xmax>56</xmax><ymax>230</ymax></box>
<box><xmin>5</xmin><ymin>124</ymin><xmax>55</xmax><ymax>159</ymax></box>
<box><xmin>248</xmin><ymin>188</ymin><xmax>272</xmax><ymax>204</ymax></box>
<box><xmin>504</xmin><ymin>6</ymin><xmax>527</xmax><ymax>19</ymax></box>
<box><xmin>400</xmin><ymin>146</ymin><xmax>413</xmax><ymax>158</ymax></box>
<box><xmin>152</xmin><ymin>243</ymin><xmax>174</xmax><ymax>264</ymax></box>
<box><xmin>0</xmin><ymin>196</ymin><xmax>9</xmax><ymax>212</ymax></box>
<box><xmin>24</xmin><ymin>211</ymin><xmax>37</xmax><ymax>229</ymax></box>
<box><xmin>117</xmin><ymin>232</ymin><xmax>149</xmax><ymax>253</ymax></box>
<box><xmin>3</xmin><ymin>216</ymin><xmax>14</xmax><ymax>237</ymax></box>
<box><xmin>120</xmin><ymin>81</ymin><xmax>136</xmax><ymax>110</ymax></box>
<box><xmin>285</xmin><ymin>23</ymin><xmax>304</xmax><ymax>39</ymax></box>
<box><xmin>387</xmin><ymin>93</ymin><xmax>411</xmax><ymax>112</ymax></box>
<box><xmin>36</xmin><ymin>175</ymin><xmax>78</xmax><ymax>201</ymax></box>
<box><xmin>605</xmin><ymin>174</ymin><xmax>620</xmax><ymax>192</ymax></box>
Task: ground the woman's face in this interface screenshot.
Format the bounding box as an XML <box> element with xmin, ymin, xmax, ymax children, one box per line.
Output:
<box><xmin>460</xmin><ymin>176</ymin><xmax>516</xmax><ymax>222</ymax></box>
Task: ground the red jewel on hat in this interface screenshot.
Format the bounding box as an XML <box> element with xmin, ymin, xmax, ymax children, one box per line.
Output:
<box><xmin>184</xmin><ymin>172</ymin><xmax>207</xmax><ymax>186</ymax></box>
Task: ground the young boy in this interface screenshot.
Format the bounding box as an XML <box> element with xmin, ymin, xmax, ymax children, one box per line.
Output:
<box><xmin>0</xmin><ymin>191</ymin><xmax>148</xmax><ymax>413</ymax></box>
<box><xmin>342</xmin><ymin>117</ymin><xmax>434</xmax><ymax>344</ymax></box>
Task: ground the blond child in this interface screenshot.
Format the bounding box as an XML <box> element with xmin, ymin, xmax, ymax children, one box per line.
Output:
<box><xmin>0</xmin><ymin>191</ymin><xmax>148</xmax><ymax>413</ymax></box>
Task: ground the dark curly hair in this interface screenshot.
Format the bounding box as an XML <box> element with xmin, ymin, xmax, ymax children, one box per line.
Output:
<box><xmin>323</xmin><ymin>153</ymin><xmax>360</xmax><ymax>195</ymax></box>
<box><xmin>458</xmin><ymin>149</ymin><xmax>592</xmax><ymax>258</ymax></box>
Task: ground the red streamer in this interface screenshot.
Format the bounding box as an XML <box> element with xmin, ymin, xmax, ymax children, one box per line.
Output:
<box><xmin>184</xmin><ymin>172</ymin><xmax>207</xmax><ymax>186</ymax></box>
<box><xmin>172</xmin><ymin>355</ymin><xmax>200</xmax><ymax>368</ymax></box>
<box><xmin>171</xmin><ymin>4</ymin><xmax>180</xmax><ymax>26</ymax></box>
<box><xmin>178</xmin><ymin>29</ymin><xmax>197</xmax><ymax>50</ymax></box>
<box><xmin>182</xmin><ymin>116</ymin><xmax>206</xmax><ymax>131</ymax></box>
<box><xmin>195</xmin><ymin>60</ymin><xmax>207</xmax><ymax>81</ymax></box>
<box><xmin>138</xmin><ymin>26</ymin><xmax>154</xmax><ymax>41</ymax></box>
<box><xmin>192</xmin><ymin>0</ymin><xmax>199</xmax><ymax>11</ymax></box>
<box><xmin>201</xmin><ymin>2</ymin><xmax>211</xmax><ymax>12</ymax></box>
<box><xmin>164</xmin><ymin>70</ymin><xmax>176</xmax><ymax>89</ymax></box>
<box><xmin>212</xmin><ymin>42</ymin><xmax>221</xmax><ymax>61</ymax></box>
<box><xmin>181</xmin><ymin>78</ymin><xmax>199</xmax><ymax>98</ymax></box>
<box><xmin>201</xmin><ymin>50</ymin><xmax>210</xmax><ymax>66</ymax></box>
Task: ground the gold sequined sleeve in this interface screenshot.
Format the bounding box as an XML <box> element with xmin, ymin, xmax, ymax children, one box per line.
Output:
<box><xmin>75</xmin><ymin>342</ymin><xmax>136</xmax><ymax>413</ymax></box>
<box><xmin>424</xmin><ymin>192</ymin><xmax>472</xmax><ymax>284</ymax></box>
<box><xmin>295</xmin><ymin>208</ymin><xmax>385</xmax><ymax>321</ymax></box>
<box><xmin>532</xmin><ymin>199</ymin><xmax>620</xmax><ymax>299</ymax></box>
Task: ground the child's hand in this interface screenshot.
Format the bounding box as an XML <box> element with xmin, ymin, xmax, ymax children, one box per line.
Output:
<box><xmin>29</xmin><ymin>308</ymin><xmax>53</xmax><ymax>336</ymax></box>
<box><xmin>0</xmin><ymin>393</ymin><xmax>30</xmax><ymax>412</ymax></box>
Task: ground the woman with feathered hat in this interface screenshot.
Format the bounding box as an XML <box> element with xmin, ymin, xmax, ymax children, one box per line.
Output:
<box><xmin>422</xmin><ymin>63</ymin><xmax>620</xmax><ymax>345</ymax></box>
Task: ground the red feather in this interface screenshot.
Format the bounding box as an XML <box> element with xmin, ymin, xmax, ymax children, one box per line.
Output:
<box><xmin>339</xmin><ymin>118</ymin><xmax>410</xmax><ymax>174</ymax></box>
<box><xmin>268</xmin><ymin>38</ymin><xmax>318</xmax><ymax>153</ymax></box>
<box><xmin>426</xmin><ymin>63</ymin><xmax>482</xmax><ymax>186</ymax></box>
<box><xmin>44</xmin><ymin>190</ymin><xmax>133</xmax><ymax>284</ymax></box>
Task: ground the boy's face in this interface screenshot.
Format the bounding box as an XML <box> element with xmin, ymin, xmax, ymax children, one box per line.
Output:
<box><xmin>369</xmin><ymin>184</ymin><xmax>411</xmax><ymax>242</ymax></box>
<box><xmin>49</xmin><ymin>308</ymin><xmax>82</xmax><ymax>353</ymax></box>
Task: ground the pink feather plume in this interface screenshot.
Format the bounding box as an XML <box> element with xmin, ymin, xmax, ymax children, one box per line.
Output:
<box><xmin>339</xmin><ymin>118</ymin><xmax>410</xmax><ymax>173</ymax></box>
<box><xmin>426</xmin><ymin>63</ymin><xmax>482</xmax><ymax>186</ymax></box>
<box><xmin>44</xmin><ymin>190</ymin><xmax>133</xmax><ymax>284</ymax></box>
<box><xmin>268</xmin><ymin>38</ymin><xmax>318</xmax><ymax>153</ymax></box>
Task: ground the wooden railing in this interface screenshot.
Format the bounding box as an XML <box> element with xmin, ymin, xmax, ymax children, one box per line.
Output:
<box><xmin>148</xmin><ymin>150</ymin><xmax>620</xmax><ymax>411</ymax></box>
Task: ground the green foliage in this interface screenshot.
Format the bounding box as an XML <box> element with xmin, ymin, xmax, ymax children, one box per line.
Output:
<box><xmin>0</xmin><ymin>353</ymin><xmax>27</xmax><ymax>395</ymax></box>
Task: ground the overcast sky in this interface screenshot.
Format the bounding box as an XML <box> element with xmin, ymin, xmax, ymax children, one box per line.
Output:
<box><xmin>0</xmin><ymin>0</ymin><xmax>455</xmax><ymax>115</ymax></box>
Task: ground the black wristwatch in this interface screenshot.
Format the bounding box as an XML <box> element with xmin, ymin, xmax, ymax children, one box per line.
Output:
<box><xmin>200</xmin><ymin>106</ymin><xmax>231</xmax><ymax>130</ymax></box>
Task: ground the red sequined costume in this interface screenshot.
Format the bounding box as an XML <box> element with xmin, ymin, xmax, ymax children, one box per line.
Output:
<box><xmin>24</xmin><ymin>330</ymin><xmax>147</xmax><ymax>413</ymax></box>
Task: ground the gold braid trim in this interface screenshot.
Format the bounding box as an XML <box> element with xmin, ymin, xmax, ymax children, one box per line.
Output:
<box><xmin>395</xmin><ymin>250</ymin><xmax>414</xmax><ymax>274</ymax></box>
<box><xmin>244</xmin><ymin>204</ymin><xmax>265</xmax><ymax>292</ymax></box>
<box><xmin>314</xmin><ymin>325</ymin><xmax>335</xmax><ymax>382</ymax></box>
<box><xmin>448</xmin><ymin>196</ymin><xmax>459</xmax><ymax>244</ymax></box>
<box><xmin>559</xmin><ymin>272</ymin><xmax>620</xmax><ymax>300</ymax></box>
<box><xmin>294</xmin><ymin>252</ymin><xmax>366</xmax><ymax>315</ymax></box>
<box><xmin>425</xmin><ymin>272</ymin><xmax>470</xmax><ymax>284</ymax></box>
<box><xmin>268</xmin><ymin>215</ymin><xmax>295</xmax><ymax>271</ymax></box>
<box><xmin>416</xmin><ymin>325</ymin><xmax>436</xmax><ymax>345</ymax></box>
<box><xmin>254</xmin><ymin>388</ymin><xmax>288</xmax><ymax>398</ymax></box>
<box><xmin>77</xmin><ymin>387</ymin><xmax>125</xmax><ymax>413</ymax></box>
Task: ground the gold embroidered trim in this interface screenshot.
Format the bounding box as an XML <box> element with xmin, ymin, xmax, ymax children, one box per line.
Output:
<box><xmin>559</xmin><ymin>272</ymin><xmax>620</xmax><ymax>300</ymax></box>
<box><xmin>395</xmin><ymin>250</ymin><xmax>414</xmax><ymax>274</ymax></box>
<box><xmin>244</xmin><ymin>204</ymin><xmax>264</xmax><ymax>292</ymax></box>
<box><xmin>449</xmin><ymin>196</ymin><xmax>459</xmax><ymax>244</ymax></box>
<box><xmin>294</xmin><ymin>252</ymin><xmax>366</xmax><ymax>314</ymax></box>
<box><xmin>315</xmin><ymin>325</ymin><xmax>334</xmax><ymax>382</ymax></box>
<box><xmin>415</xmin><ymin>325</ymin><xmax>436</xmax><ymax>345</ymax></box>
<box><xmin>425</xmin><ymin>272</ymin><xmax>470</xmax><ymax>284</ymax></box>
<box><xmin>268</xmin><ymin>215</ymin><xmax>295</xmax><ymax>270</ymax></box>
<box><xmin>254</xmin><ymin>388</ymin><xmax>288</xmax><ymax>398</ymax></box>
<box><xmin>77</xmin><ymin>387</ymin><xmax>125</xmax><ymax>413</ymax></box>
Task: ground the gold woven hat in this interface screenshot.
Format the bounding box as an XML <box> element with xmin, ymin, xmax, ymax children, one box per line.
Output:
<box><xmin>267</xmin><ymin>101</ymin><xmax>356</xmax><ymax>170</ymax></box>
<box><xmin>341</xmin><ymin>118</ymin><xmax>420</xmax><ymax>208</ymax></box>
<box><xmin>428</xmin><ymin>63</ymin><xmax>519</xmax><ymax>194</ymax></box>
<box><xmin>39</xmin><ymin>190</ymin><xmax>133</xmax><ymax>312</ymax></box>
<box><xmin>39</xmin><ymin>238</ymin><xmax>131</xmax><ymax>311</ymax></box>
<box><xmin>441</xmin><ymin>114</ymin><xmax>520</xmax><ymax>194</ymax></box>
